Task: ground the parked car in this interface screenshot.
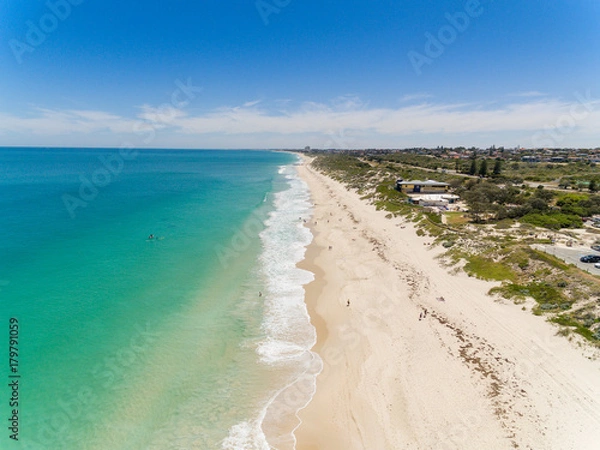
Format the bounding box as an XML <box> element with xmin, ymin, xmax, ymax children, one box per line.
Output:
<box><xmin>591</xmin><ymin>245</ymin><xmax>600</xmax><ymax>252</ymax></box>
<box><xmin>580</xmin><ymin>255</ymin><xmax>600</xmax><ymax>263</ymax></box>
<box><xmin>595</xmin><ymin>263</ymin><xmax>600</xmax><ymax>269</ymax></box>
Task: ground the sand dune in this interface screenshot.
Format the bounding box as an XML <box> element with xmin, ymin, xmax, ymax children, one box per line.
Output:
<box><xmin>294</xmin><ymin>156</ymin><xmax>600</xmax><ymax>450</ymax></box>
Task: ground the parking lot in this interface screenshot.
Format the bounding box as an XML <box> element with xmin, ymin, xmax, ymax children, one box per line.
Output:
<box><xmin>531</xmin><ymin>244</ymin><xmax>600</xmax><ymax>273</ymax></box>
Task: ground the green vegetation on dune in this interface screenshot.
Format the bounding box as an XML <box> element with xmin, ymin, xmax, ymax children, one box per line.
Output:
<box><xmin>464</xmin><ymin>255</ymin><xmax>518</xmax><ymax>282</ymax></box>
<box><xmin>520</xmin><ymin>212</ymin><xmax>583</xmax><ymax>230</ymax></box>
<box><xmin>527</xmin><ymin>248</ymin><xmax>570</xmax><ymax>271</ymax></box>
<box><xmin>364</xmin><ymin>151</ymin><xmax>600</xmax><ymax>185</ymax></box>
<box><xmin>490</xmin><ymin>282</ymin><xmax>570</xmax><ymax>310</ymax></box>
<box><xmin>374</xmin><ymin>181</ymin><xmax>411</xmax><ymax>213</ymax></box>
<box><xmin>551</xmin><ymin>315</ymin><xmax>600</xmax><ymax>341</ymax></box>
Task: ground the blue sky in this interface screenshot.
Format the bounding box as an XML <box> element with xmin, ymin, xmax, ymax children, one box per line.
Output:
<box><xmin>1</xmin><ymin>0</ymin><xmax>599</xmax><ymax>148</ymax></box>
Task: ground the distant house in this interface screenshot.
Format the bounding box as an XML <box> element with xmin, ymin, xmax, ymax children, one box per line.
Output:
<box><xmin>550</xmin><ymin>156</ymin><xmax>567</xmax><ymax>163</ymax></box>
<box><xmin>396</xmin><ymin>179</ymin><xmax>450</xmax><ymax>193</ymax></box>
<box><xmin>521</xmin><ymin>155</ymin><xmax>539</xmax><ymax>163</ymax></box>
<box><xmin>409</xmin><ymin>194</ymin><xmax>460</xmax><ymax>206</ymax></box>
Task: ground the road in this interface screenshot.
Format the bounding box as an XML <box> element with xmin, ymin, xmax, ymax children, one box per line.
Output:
<box><xmin>531</xmin><ymin>244</ymin><xmax>600</xmax><ymax>273</ymax></box>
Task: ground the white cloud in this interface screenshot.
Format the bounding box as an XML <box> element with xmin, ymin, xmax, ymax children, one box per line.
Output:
<box><xmin>400</xmin><ymin>93</ymin><xmax>434</xmax><ymax>102</ymax></box>
<box><xmin>1</xmin><ymin>94</ymin><xmax>599</xmax><ymax>148</ymax></box>
<box><xmin>242</xmin><ymin>100</ymin><xmax>262</xmax><ymax>108</ymax></box>
<box><xmin>0</xmin><ymin>108</ymin><xmax>138</xmax><ymax>135</ymax></box>
<box><xmin>137</xmin><ymin>104</ymin><xmax>187</xmax><ymax>128</ymax></box>
<box><xmin>509</xmin><ymin>91</ymin><xmax>547</xmax><ymax>98</ymax></box>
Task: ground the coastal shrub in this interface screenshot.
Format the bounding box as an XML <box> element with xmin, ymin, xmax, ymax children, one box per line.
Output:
<box><xmin>583</xmin><ymin>316</ymin><xmax>596</xmax><ymax>328</ymax></box>
<box><xmin>520</xmin><ymin>212</ymin><xmax>583</xmax><ymax>230</ymax></box>
<box><xmin>540</xmin><ymin>303</ymin><xmax>559</xmax><ymax>310</ymax></box>
<box><xmin>534</xmin><ymin>283</ymin><xmax>563</xmax><ymax>303</ymax></box>
<box><xmin>526</xmin><ymin>282</ymin><xmax>566</xmax><ymax>305</ymax></box>
<box><xmin>551</xmin><ymin>315</ymin><xmax>596</xmax><ymax>342</ymax></box>
<box><xmin>503</xmin><ymin>248</ymin><xmax>529</xmax><ymax>270</ymax></box>
<box><xmin>420</xmin><ymin>221</ymin><xmax>444</xmax><ymax>238</ymax></box>
<box><xmin>527</xmin><ymin>248</ymin><xmax>570</xmax><ymax>271</ymax></box>
<box><xmin>492</xmin><ymin>282</ymin><xmax>569</xmax><ymax>309</ymax></box>
<box><xmin>490</xmin><ymin>283</ymin><xmax>529</xmax><ymax>300</ymax></box>
<box><xmin>494</xmin><ymin>219</ymin><xmax>514</xmax><ymax>229</ymax></box>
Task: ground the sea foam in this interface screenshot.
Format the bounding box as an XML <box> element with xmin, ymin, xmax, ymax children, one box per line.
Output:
<box><xmin>223</xmin><ymin>161</ymin><xmax>321</xmax><ymax>449</ymax></box>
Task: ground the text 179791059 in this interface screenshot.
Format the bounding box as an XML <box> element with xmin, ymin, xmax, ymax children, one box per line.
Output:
<box><xmin>8</xmin><ymin>318</ymin><xmax>19</xmax><ymax>441</ymax></box>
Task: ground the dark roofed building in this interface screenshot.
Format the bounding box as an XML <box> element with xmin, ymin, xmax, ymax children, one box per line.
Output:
<box><xmin>396</xmin><ymin>179</ymin><xmax>450</xmax><ymax>193</ymax></box>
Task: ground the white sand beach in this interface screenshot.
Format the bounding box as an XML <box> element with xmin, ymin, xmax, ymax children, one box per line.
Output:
<box><xmin>294</xmin><ymin>156</ymin><xmax>600</xmax><ymax>450</ymax></box>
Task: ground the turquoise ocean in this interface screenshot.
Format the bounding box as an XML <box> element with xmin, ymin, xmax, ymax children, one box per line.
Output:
<box><xmin>0</xmin><ymin>148</ymin><xmax>320</xmax><ymax>449</ymax></box>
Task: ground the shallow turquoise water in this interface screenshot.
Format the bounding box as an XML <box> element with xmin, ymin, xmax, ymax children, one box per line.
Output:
<box><xmin>0</xmin><ymin>148</ymin><xmax>315</xmax><ymax>449</ymax></box>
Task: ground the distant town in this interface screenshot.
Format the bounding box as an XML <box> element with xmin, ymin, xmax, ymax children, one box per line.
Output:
<box><xmin>297</xmin><ymin>146</ymin><xmax>600</xmax><ymax>164</ymax></box>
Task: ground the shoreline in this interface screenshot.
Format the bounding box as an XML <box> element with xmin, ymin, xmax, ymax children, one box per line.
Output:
<box><xmin>292</xmin><ymin>155</ymin><xmax>600</xmax><ymax>449</ymax></box>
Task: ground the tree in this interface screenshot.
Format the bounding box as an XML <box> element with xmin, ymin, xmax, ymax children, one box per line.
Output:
<box><xmin>533</xmin><ymin>188</ymin><xmax>554</xmax><ymax>203</ymax></box>
<box><xmin>528</xmin><ymin>197</ymin><xmax>549</xmax><ymax>212</ymax></box>
<box><xmin>492</xmin><ymin>159</ymin><xmax>502</xmax><ymax>176</ymax></box>
<box><xmin>462</xmin><ymin>182</ymin><xmax>502</xmax><ymax>222</ymax></box>
<box><xmin>479</xmin><ymin>159</ymin><xmax>488</xmax><ymax>177</ymax></box>
<box><xmin>497</xmin><ymin>186</ymin><xmax>520</xmax><ymax>205</ymax></box>
<box><xmin>589</xmin><ymin>179</ymin><xmax>597</xmax><ymax>193</ymax></box>
<box><xmin>469</xmin><ymin>159</ymin><xmax>477</xmax><ymax>175</ymax></box>
<box><xmin>558</xmin><ymin>178</ymin><xmax>571</xmax><ymax>189</ymax></box>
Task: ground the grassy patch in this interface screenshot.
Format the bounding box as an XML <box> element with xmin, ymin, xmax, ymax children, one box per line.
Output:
<box><xmin>425</xmin><ymin>211</ymin><xmax>442</xmax><ymax>224</ymax></box>
<box><xmin>445</xmin><ymin>212</ymin><xmax>469</xmax><ymax>226</ymax></box>
<box><xmin>373</xmin><ymin>181</ymin><xmax>411</xmax><ymax>214</ymax></box>
<box><xmin>464</xmin><ymin>255</ymin><xmax>517</xmax><ymax>282</ymax></box>
<box><xmin>502</xmin><ymin>248</ymin><xmax>530</xmax><ymax>270</ymax></box>
<box><xmin>494</xmin><ymin>219</ymin><xmax>514</xmax><ymax>229</ymax></box>
<box><xmin>520</xmin><ymin>212</ymin><xmax>583</xmax><ymax>230</ymax></box>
